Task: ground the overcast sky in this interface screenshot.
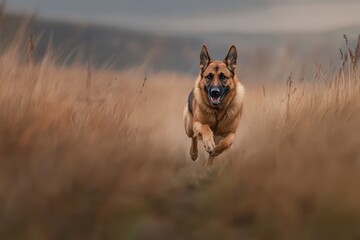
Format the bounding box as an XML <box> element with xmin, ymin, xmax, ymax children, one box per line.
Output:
<box><xmin>6</xmin><ymin>0</ymin><xmax>360</xmax><ymax>33</ymax></box>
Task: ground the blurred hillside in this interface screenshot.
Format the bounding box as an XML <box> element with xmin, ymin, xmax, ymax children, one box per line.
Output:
<box><xmin>1</xmin><ymin>11</ymin><xmax>359</xmax><ymax>78</ymax></box>
<box><xmin>0</xmin><ymin>12</ymin><xmax>203</xmax><ymax>74</ymax></box>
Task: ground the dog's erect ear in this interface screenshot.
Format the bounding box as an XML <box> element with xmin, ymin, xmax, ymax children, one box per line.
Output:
<box><xmin>224</xmin><ymin>45</ymin><xmax>237</xmax><ymax>72</ymax></box>
<box><xmin>200</xmin><ymin>45</ymin><xmax>211</xmax><ymax>71</ymax></box>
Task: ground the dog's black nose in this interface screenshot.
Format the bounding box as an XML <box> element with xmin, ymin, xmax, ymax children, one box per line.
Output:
<box><xmin>210</xmin><ymin>87</ymin><xmax>221</xmax><ymax>97</ymax></box>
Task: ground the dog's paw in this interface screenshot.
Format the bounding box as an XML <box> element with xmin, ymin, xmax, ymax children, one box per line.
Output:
<box><xmin>203</xmin><ymin>137</ymin><xmax>215</xmax><ymax>154</ymax></box>
<box><xmin>209</xmin><ymin>151</ymin><xmax>219</xmax><ymax>157</ymax></box>
<box><xmin>209</xmin><ymin>145</ymin><xmax>221</xmax><ymax>157</ymax></box>
<box><xmin>190</xmin><ymin>151</ymin><xmax>198</xmax><ymax>161</ymax></box>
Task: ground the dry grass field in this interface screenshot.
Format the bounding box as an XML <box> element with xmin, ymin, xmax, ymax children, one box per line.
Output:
<box><xmin>1</xmin><ymin>30</ymin><xmax>360</xmax><ymax>240</ymax></box>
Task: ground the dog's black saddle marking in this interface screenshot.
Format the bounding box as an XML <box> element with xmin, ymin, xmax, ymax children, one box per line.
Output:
<box><xmin>188</xmin><ymin>89</ymin><xmax>194</xmax><ymax>115</ymax></box>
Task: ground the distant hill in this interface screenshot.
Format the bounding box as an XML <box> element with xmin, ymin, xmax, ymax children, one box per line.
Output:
<box><xmin>0</xmin><ymin>12</ymin><xmax>359</xmax><ymax>77</ymax></box>
<box><xmin>0</xmin><ymin>13</ymin><xmax>203</xmax><ymax>74</ymax></box>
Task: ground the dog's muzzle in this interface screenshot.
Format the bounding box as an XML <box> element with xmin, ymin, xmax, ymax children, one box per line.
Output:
<box><xmin>207</xmin><ymin>86</ymin><xmax>227</xmax><ymax>106</ymax></box>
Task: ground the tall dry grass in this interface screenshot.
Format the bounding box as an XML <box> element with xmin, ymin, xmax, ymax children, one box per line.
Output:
<box><xmin>0</xmin><ymin>28</ymin><xmax>360</xmax><ymax>240</ymax></box>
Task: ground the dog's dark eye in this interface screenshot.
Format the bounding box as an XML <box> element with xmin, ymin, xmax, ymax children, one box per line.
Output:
<box><xmin>219</xmin><ymin>73</ymin><xmax>227</xmax><ymax>82</ymax></box>
<box><xmin>205</xmin><ymin>74</ymin><xmax>213</xmax><ymax>81</ymax></box>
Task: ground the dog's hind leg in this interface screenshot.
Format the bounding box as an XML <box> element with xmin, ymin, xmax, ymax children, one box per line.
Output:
<box><xmin>183</xmin><ymin>106</ymin><xmax>198</xmax><ymax>160</ymax></box>
<box><xmin>190</xmin><ymin>137</ymin><xmax>198</xmax><ymax>161</ymax></box>
<box><xmin>183</xmin><ymin>106</ymin><xmax>194</xmax><ymax>137</ymax></box>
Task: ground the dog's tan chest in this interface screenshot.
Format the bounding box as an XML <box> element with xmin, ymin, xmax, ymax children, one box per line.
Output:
<box><xmin>195</xmin><ymin>106</ymin><xmax>241</xmax><ymax>136</ymax></box>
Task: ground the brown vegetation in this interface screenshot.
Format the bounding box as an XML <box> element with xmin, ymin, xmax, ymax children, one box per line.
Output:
<box><xmin>0</xmin><ymin>29</ymin><xmax>360</xmax><ymax>239</ymax></box>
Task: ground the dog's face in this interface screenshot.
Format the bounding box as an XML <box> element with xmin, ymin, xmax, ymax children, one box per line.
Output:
<box><xmin>199</xmin><ymin>45</ymin><xmax>238</xmax><ymax>107</ymax></box>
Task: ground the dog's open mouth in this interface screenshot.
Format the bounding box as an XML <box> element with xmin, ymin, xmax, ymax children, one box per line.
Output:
<box><xmin>210</xmin><ymin>97</ymin><xmax>221</xmax><ymax>105</ymax></box>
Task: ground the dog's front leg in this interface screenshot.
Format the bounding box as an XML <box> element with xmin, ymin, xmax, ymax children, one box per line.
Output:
<box><xmin>210</xmin><ymin>132</ymin><xmax>236</xmax><ymax>157</ymax></box>
<box><xmin>193</xmin><ymin>121</ymin><xmax>215</xmax><ymax>154</ymax></box>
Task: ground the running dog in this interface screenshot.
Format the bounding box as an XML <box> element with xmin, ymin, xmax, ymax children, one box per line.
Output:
<box><xmin>183</xmin><ymin>45</ymin><xmax>245</xmax><ymax>166</ymax></box>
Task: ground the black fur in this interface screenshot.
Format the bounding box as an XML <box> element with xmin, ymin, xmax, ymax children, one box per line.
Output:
<box><xmin>188</xmin><ymin>89</ymin><xmax>194</xmax><ymax>115</ymax></box>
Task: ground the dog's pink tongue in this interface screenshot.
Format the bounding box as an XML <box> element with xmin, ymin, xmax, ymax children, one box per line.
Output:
<box><xmin>212</xmin><ymin>97</ymin><xmax>220</xmax><ymax>103</ymax></box>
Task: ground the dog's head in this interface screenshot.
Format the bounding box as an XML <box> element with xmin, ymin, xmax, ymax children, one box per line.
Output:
<box><xmin>199</xmin><ymin>45</ymin><xmax>237</xmax><ymax>107</ymax></box>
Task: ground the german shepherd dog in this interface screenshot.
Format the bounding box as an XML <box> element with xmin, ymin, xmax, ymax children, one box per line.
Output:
<box><xmin>183</xmin><ymin>45</ymin><xmax>245</xmax><ymax>166</ymax></box>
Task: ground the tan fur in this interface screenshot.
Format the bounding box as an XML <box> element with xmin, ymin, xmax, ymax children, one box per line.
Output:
<box><xmin>183</xmin><ymin>46</ymin><xmax>245</xmax><ymax>166</ymax></box>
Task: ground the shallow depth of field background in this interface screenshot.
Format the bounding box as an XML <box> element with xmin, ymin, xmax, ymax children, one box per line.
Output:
<box><xmin>1</xmin><ymin>1</ymin><xmax>360</xmax><ymax>239</ymax></box>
